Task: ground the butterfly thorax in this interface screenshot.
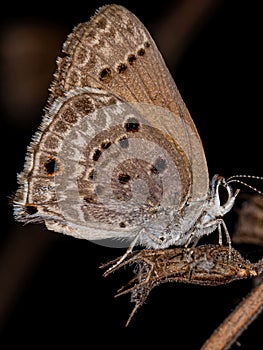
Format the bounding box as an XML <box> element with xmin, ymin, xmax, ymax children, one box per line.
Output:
<box><xmin>138</xmin><ymin>174</ymin><xmax>237</xmax><ymax>249</ymax></box>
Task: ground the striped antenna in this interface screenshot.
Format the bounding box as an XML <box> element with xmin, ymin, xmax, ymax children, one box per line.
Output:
<box><xmin>226</xmin><ymin>175</ymin><xmax>263</xmax><ymax>195</ymax></box>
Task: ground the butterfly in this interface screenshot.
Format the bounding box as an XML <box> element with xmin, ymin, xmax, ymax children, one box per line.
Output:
<box><xmin>13</xmin><ymin>4</ymin><xmax>243</xmax><ymax>269</ymax></box>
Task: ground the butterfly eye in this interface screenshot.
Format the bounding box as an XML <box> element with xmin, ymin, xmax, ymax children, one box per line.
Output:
<box><xmin>218</xmin><ymin>183</ymin><xmax>231</xmax><ymax>207</ymax></box>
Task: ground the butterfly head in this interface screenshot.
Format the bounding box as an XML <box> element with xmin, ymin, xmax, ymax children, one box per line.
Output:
<box><xmin>209</xmin><ymin>174</ymin><xmax>239</xmax><ymax>217</ymax></box>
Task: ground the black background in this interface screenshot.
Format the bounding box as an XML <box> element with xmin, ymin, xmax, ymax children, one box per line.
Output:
<box><xmin>0</xmin><ymin>0</ymin><xmax>262</xmax><ymax>348</ymax></box>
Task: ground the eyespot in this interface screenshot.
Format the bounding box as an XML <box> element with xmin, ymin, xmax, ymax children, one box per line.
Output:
<box><xmin>124</xmin><ymin>117</ymin><xmax>140</xmax><ymax>132</ymax></box>
<box><xmin>118</xmin><ymin>173</ymin><xmax>131</xmax><ymax>184</ymax></box>
<box><xmin>96</xmin><ymin>17</ymin><xmax>107</xmax><ymax>29</ymax></box>
<box><xmin>88</xmin><ymin>169</ymin><xmax>95</xmax><ymax>180</ymax></box>
<box><xmin>151</xmin><ymin>157</ymin><xmax>167</xmax><ymax>174</ymax></box>
<box><xmin>44</xmin><ymin>157</ymin><xmax>60</xmax><ymax>176</ymax></box>
<box><xmin>137</xmin><ymin>48</ymin><xmax>145</xmax><ymax>56</ymax></box>
<box><xmin>93</xmin><ymin>149</ymin><xmax>102</xmax><ymax>161</ymax></box>
<box><xmin>127</xmin><ymin>54</ymin><xmax>136</xmax><ymax>65</ymax></box>
<box><xmin>25</xmin><ymin>204</ymin><xmax>38</xmax><ymax>215</ymax></box>
<box><xmin>117</xmin><ymin>63</ymin><xmax>128</xmax><ymax>74</ymax></box>
<box><xmin>144</xmin><ymin>41</ymin><xmax>150</xmax><ymax>48</ymax></box>
<box><xmin>99</xmin><ymin>67</ymin><xmax>112</xmax><ymax>83</ymax></box>
<box><xmin>101</xmin><ymin>141</ymin><xmax>112</xmax><ymax>149</ymax></box>
<box><xmin>118</xmin><ymin>136</ymin><xmax>129</xmax><ymax>148</ymax></box>
<box><xmin>83</xmin><ymin>195</ymin><xmax>96</xmax><ymax>203</ymax></box>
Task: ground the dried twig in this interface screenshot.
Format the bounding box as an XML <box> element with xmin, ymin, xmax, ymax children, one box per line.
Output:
<box><xmin>200</xmin><ymin>194</ymin><xmax>263</xmax><ymax>349</ymax></box>
<box><xmin>102</xmin><ymin>245</ymin><xmax>259</xmax><ymax>327</ymax></box>
<box><xmin>200</xmin><ymin>276</ymin><xmax>263</xmax><ymax>350</ymax></box>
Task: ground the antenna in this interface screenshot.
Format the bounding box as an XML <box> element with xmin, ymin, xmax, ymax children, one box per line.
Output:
<box><xmin>226</xmin><ymin>175</ymin><xmax>263</xmax><ymax>195</ymax></box>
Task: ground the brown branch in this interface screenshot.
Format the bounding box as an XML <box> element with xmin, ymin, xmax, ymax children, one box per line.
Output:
<box><xmin>103</xmin><ymin>245</ymin><xmax>259</xmax><ymax>327</ymax></box>
<box><xmin>200</xmin><ymin>276</ymin><xmax>263</xmax><ymax>350</ymax></box>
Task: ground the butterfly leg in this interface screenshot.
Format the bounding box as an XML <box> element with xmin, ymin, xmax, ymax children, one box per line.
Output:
<box><xmin>103</xmin><ymin>226</ymin><xmax>171</xmax><ymax>276</ymax></box>
<box><xmin>184</xmin><ymin>232</ymin><xmax>197</xmax><ymax>248</ymax></box>
<box><xmin>203</xmin><ymin>218</ymin><xmax>232</xmax><ymax>258</ymax></box>
<box><xmin>184</xmin><ymin>218</ymin><xmax>232</xmax><ymax>258</ymax></box>
<box><xmin>220</xmin><ymin>219</ymin><xmax>232</xmax><ymax>258</ymax></box>
<box><xmin>218</xmin><ymin>223</ymin><xmax>223</xmax><ymax>245</ymax></box>
<box><xmin>103</xmin><ymin>229</ymin><xmax>146</xmax><ymax>276</ymax></box>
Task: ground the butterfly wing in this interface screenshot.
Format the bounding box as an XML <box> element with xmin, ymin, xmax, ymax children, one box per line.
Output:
<box><xmin>50</xmin><ymin>4</ymin><xmax>209</xmax><ymax>199</ymax></box>
<box><xmin>14</xmin><ymin>5</ymin><xmax>209</xmax><ymax>243</ymax></box>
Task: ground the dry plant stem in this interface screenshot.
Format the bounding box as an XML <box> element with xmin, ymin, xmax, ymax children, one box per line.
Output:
<box><xmin>200</xmin><ymin>279</ymin><xmax>263</xmax><ymax>350</ymax></box>
<box><xmin>103</xmin><ymin>245</ymin><xmax>259</xmax><ymax>327</ymax></box>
